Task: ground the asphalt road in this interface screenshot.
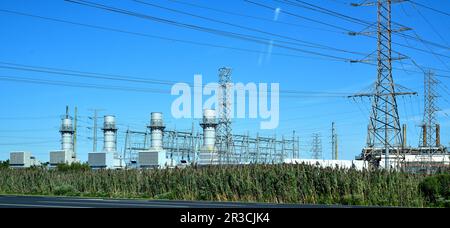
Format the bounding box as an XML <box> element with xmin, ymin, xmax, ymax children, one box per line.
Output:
<box><xmin>0</xmin><ymin>195</ymin><xmax>344</xmax><ymax>208</ymax></box>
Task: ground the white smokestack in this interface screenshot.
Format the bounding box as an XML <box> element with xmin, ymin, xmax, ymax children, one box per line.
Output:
<box><xmin>60</xmin><ymin>117</ymin><xmax>74</xmax><ymax>154</ymax></box>
<box><xmin>149</xmin><ymin>112</ymin><xmax>165</xmax><ymax>150</ymax></box>
<box><xmin>103</xmin><ymin>115</ymin><xmax>117</xmax><ymax>152</ymax></box>
<box><xmin>201</xmin><ymin>109</ymin><xmax>217</xmax><ymax>149</ymax></box>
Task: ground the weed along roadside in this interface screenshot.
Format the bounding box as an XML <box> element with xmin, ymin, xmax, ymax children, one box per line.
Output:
<box><xmin>0</xmin><ymin>163</ymin><xmax>447</xmax><ymax>207</ymax></box>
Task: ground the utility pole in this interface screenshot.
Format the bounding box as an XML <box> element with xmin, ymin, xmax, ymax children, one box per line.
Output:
<box><xmin>349</xmin><ymin>0</ymin><xmax>415</xmax><ymax>170</ymax></box>
<box><xmin>73</xmin><ymin>106</ymin><xmax>78</xmax><ymax>161</ymax></box>
<box><xmin>311</xmin><ymin>133</ymin><xmax>322</xmax><ymax>160</ymax></box>
<box><xmin>332</xmin><ymin>122</ymin><xmax>338</xmax><ymax>160</ymax></box>
<box><xmin>123</xmin><ymin>127</ymin><xmax>129</xmax><ymax>168</ymax></box>
<box><xmin>217</xmin><ymin>67</ymin><xmax>233</xmax><ymax>164</ymax></box>
<box><xmin>93</xmin><ymin>110</ymin><xmax>98</xmax><ymax>152</ymax></box>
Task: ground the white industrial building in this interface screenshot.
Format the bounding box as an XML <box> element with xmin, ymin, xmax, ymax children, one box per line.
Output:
<box><xmin>9</xmin><ymin>151</ymin><xmax>40</xmax><ymax>168</ymax></box>
<box><xmin>284</xmin><ymin>159</ymin><xmax>368</xmax><ymax>171</ymax></box>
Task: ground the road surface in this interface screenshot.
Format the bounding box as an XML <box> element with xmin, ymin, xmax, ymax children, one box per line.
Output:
<box><xmin>0</xmin><ymin>195</ymin><xmax>348</xmax><ymax>208</ymax></box>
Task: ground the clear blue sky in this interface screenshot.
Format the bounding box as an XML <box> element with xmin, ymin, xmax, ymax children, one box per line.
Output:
<box><xmin>0</xmin><ymin>0</ymin><xmax>449</xmax><ymax>162</ymax></box>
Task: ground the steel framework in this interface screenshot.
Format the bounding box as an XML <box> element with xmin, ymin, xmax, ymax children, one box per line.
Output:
<box><xmin>420</xmin><ymin>70</ymin><xmax>439</xmax><ymax>149</ymax></box>
<box><xmin>216</xmin><ymin>67</ymin><xmax>234</xmax><ymax>164</ymax></box>
<box><xmin>350</xmin><ymin>0</ymin><xmax>414</xmax><ymax>169</ymax></box>
<box><xmin>311</xmin><ymin>133</ymin><xmax>323</xmax><ymax>160</ymax></box>
<box><xmin>122</xmin><ymin>127</ymin><xmax>299</xmax><ymax>167</ymax></box>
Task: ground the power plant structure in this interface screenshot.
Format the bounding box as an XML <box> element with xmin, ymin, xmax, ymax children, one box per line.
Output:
<box><xmin>138</xmin><ymin>112</ymin><xmax>168</xmax><ymax>169</ymax></box>
<box><xmin>349</xmin><ymin>1</ymin><xmax>449</xmax><ymax>172</ymax></box>
<box><xmin>88</xmin><ymin>115</ymin><xmax>122</xmax><ymax>169</ymax></box>
<box><xmin>9</xmin><ymin>151</ymin><xmax>39</xmax><ymax>168</ymax></box>
<box><xmin>199</xmin><ymin>109</ymin><xmax>219</xmax><ymax>165</ymax></box>
<box><xmin>50</xmin><ymin>106</ymin><xmax>77</xmax><ymax>167</ymax></box>
<box><xmin>123</xmin><ymin>109</ymin><xmax>300</xmax><ymax>168</ymax></box>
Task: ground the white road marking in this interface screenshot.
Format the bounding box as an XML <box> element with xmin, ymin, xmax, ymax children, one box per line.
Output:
<box><xmin>37</xmin><ymin>201</ymin><xmax>190</xmax><ymax>208</ymax></box>
<box><xmin>0</xmin><ymin>203</ymin><xmax>89</xmax><ymax>208</ymax></box>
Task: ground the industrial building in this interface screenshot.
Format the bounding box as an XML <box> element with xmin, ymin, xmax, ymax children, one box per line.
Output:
<box><xmin>284</xmin><ymin>159</ymin><xmax>368</xmax><ymax>171</ymax></box>
<box><xmin>9</xmin><ymin>151</ymin><xmax>39</xmax><ymax>168</ymax></box>
<box><xmin>357</xmin><ymin>122</ymin><xmax>449</xmax><ymax>173</ymax></box>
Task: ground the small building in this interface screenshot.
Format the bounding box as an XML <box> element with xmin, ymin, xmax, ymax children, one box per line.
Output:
<box><xmin>9</xmin><ymin>151</ymin><xmax>39</xmax><ymax>168</ymax></box>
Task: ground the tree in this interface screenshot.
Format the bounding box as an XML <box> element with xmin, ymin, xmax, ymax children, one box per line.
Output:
<box><xmin>0</xmin><ymin>160</ymin><xmax>9</xmax><ymax>169</ymax></box>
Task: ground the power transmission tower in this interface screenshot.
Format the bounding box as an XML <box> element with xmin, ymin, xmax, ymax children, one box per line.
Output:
<box><xmin>350</xmin><ymin>0</ymin><xmax>415</xmax><ymax>170</ymax></box>
<box><xmin>332</xmin><ymin>122</ymin><xmax>338</xmax><ymax>160</ymax></box>
<box><xmin>311</xmin><ymin>133</ymin><xmax>323</xmax><ymax>160</ymax></box>
<box><xmin>420</xmin><ymin>70</ymin><xmax>440</xmax><ymax>149</ymax></box>
<box><xmin>88</xmin><ymin>109</ymin><xmax>104</xmax><ymax>152</ymax></box>
<box><xmin>216</xmin><ymin>67</ymin><xmax>233</xmax><ymax>164</ymax></box>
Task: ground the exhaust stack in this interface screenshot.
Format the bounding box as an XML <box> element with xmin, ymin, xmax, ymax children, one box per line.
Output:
<box><xmin>199</xmin><ymin>109</ymin><xmax>218</xmax><ymax>165</ymax></box>
<box><xmin>150</xmin><ymin>112</ymin><xmax>165</xmax><ymax>150</ymax></box>
<box><xmin>103</xmin><ymin>115</ymin><xmax>117</xmax><ymax>153</ymax></box>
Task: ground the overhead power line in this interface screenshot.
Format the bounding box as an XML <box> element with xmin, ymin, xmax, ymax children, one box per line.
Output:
<box><xmin>0</xmin><ymin>62</ymin><xmax>177</xmax><ymax>86</ymax></box>
<box><xmin>0</xmin><ymin>75</ymin><xmax>170</xmax><ymax>94</ymax></box>
<box><xmin>246</xmin><ymin>0</ymin><xmax>450</xmax><ymax>58</ymax></box>
<box><xmin>133</xmin><ymin>0</ymin><xmax>368</xmax><ymax>56</ymax></box>
<box><xmin>0</xmin><ymin>8</ymin><xmax>341</xmax><ymax>62</ymax></box>
<box><xmin>244</xmin><ymin>0</ymin><xmax>352</xmax><ymax>32</ymax></box>
<box><xmin>0</xmin><ymin>61</ymin><xmax>355</xmax><ymax>97</ymax></box>
<box><xmin>64</xmin><ymin>0</ymin><xmax>356</xmax><ymax>61</ymax></box>
<box><xmin>408</xmin><ymin>0</ymin><xmax>450</xmax><ymax>17</ymax></box>
<box><xmin>165</xmin><ymin>0</ymin><xmax>344</xmax><ymax>33</ymax></box>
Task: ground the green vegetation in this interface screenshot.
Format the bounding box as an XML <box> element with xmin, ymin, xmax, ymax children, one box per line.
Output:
<box><xmin>0</xmin><ymin>164</ymin><xmax>442</xmax><ymax>207</ymax></box>
<box><xmin>0</xmin><ymin>160</ymin><xmax>8</xmax><ymax>169</ymax></box>
<box><xmin>419</xmin><ymin>174</ymin><xmax>450</xmax><ymax>207</ymax></box>
<box><xmin>55</xmin><ymin>162</ymin><xmax>91</xmax><ymax>172</ymax></box>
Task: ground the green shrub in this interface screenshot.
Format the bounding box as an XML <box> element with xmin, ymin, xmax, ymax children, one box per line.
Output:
<box><xmin>56</xmin><ymin>162</ymin><xmax>90</xmax><ymax>172</ymax></box>
<box><xmin>0</xmin><ymin>160</ymin><xmax>9</xmax><ymax>169</ymax></box>
<box><xmin>419</xmin><ymin>174</ymin><xmax>450</xmax><ymax>207</ymax></box>
<box><xmin>53</xmin><ymin>184</ymin><xmax>80</xmax><ymax>196</ymax></box>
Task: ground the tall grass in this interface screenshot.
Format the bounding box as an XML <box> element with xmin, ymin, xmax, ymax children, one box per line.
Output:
<box><xmin>0</xmin><ymin>164</ymin><xmax>427</xmax><ymax>207</ymax></box>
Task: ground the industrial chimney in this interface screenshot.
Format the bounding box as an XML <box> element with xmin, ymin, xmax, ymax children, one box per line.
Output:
<box><xmin>88</xmin><ymin>115</ymin><xmax>121</xmax><ymax>169</ymax></box>
<box><xmin>138</xmin><ymin>112</ymin><xmax>168</xmax><ymax>168</ymax></box>
<box><xmin>422</xmin><ymin>124</ymin><xmax>427</xmax><ymax>147</ymax></box>
<box><xmin>102</xmin><ymin>115</ymin><xmax>117</xmax><ymax>153</ymax></box>
<box><xmin>436</xmin><ymin>124</ymin><xmax>441</xmax><ymax>147</ymax></box>
<box><xmin>60</xmin><ymin>116</ymin><xmax>74</xmax><ymax>156</ymax></box>
<box><xmin>149</xmin><ymin>112</ymin><xmax>165</xmax><ymax>150</ymax></box>
<box><xmin>50</xmin><ymin>106</ymin><xmax>76</xmax><ymax>166</ymax></box>
<box><xmin>199</xmin><ymin>109</ymin><xmax>219</xmax><ymax>165</ymax></box>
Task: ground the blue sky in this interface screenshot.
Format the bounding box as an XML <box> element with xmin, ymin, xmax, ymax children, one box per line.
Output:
<box><xmin>0</xmin><ymin>0</ymin><xmax>449</xmax><ymax>162</ymax></box>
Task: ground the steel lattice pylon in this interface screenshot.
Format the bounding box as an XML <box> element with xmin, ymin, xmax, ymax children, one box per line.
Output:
<box><xmin>350</xmin><ymin>0</ymin><xmax>414</xmax><ymax>169</ymax></box>
<box><xmin>311</xmin><ymin>133</ymin><xmax>322</xmax><ymax>160</ymax></box>
<box><xmin>216</xmin><ymin>67</ymin><xmax>233</xmax><ymax>164</ymax></box>
<box><xmin>420</xmin><ymin>70</ymin><xmax>439</xmax><ymax>148</ymax></box>
<box><xmin>367</xmin><ymin>0</ymin><xmax>403</xmax><ymax>169</ymax></box>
